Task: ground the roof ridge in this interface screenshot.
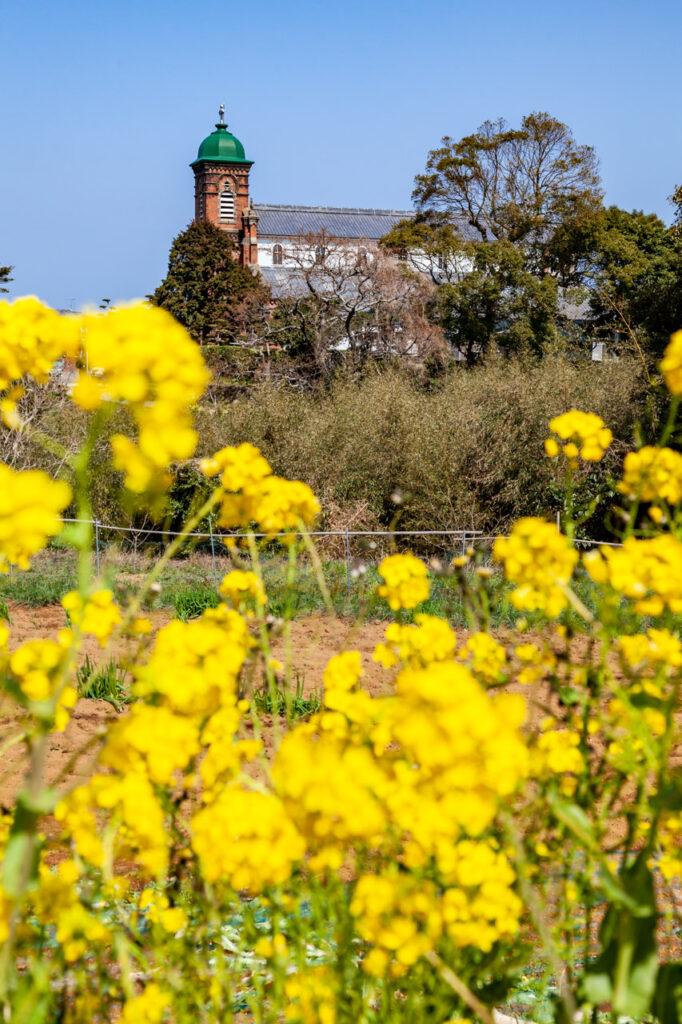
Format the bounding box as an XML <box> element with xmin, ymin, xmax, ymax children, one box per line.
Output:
<box><xmin>252</xmin><ymin>203</ymin><xmax>415</xmax><ymax>217</ymax></box>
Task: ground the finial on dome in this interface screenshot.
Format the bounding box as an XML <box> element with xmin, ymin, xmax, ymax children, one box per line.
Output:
<box><xmin>218</xmin><ymin>104</ymin><xmax>226</xmax><ymax>125</ymax></box>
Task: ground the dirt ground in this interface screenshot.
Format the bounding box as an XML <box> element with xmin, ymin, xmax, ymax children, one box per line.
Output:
<box><xmin>1</xmin><ymin>602</ymin><xmax>680</xmax><ymax>843</ymax></box>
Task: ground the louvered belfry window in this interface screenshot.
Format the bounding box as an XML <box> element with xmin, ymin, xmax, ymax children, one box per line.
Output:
<box><xmin>219</xmin><ymin>186</ymin><xmax>235</xmax><ymax>223</ymax></box>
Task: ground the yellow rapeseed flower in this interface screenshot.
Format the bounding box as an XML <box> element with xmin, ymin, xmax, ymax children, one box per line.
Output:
<box><xmin>62</xmin><ymin>589</ymin><xmax>122</xmax><ymax>647</ymax></box>
<box><xmin>0</xmin><ymin>297</ymin><xmax>81</xmax><ymax>389</ymax></box>
<box><xmin>618</xmin><ymin>446</ymin><xmax>682</xmax><ymax>505</ymax></box>
<box><xmin>546</xmin><ymin>410</ymin><xmax>612</xmax><ymax>463</ymax></box>
<box><xmin>583</xmin><ymin>535</ymin><xmax>682</xmax><ymax>616</ymax></box>
<box><xmin>191</xmin><ymin>785</ymin><xmax>305</xmax><ymax>892</ymax></box>
<box><xmin>493</xmin><ymin>518</ymin><xmax>578</xmax><ymax>619</ymax></box>
<box><xmin>0</xmin><ymin>465</ymin><xmax>71</xmax><ymax>572</ymax></box>
<box><xmin>660</xmin><ymin>330</ymin><xmax>682</xmax><ymax>395</ymax></box>
<box><xmin>72</xmin><ymin>304</ymin><xmax>209</xmax><ymax>492</ymax></box>
<box><xmin>377</xmin><ymin>552</ymin><xmax>429</xmax><ymax>611</ymax></box>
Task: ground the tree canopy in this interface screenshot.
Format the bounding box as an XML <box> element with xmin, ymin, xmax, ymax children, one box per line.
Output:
<box><xmin>412</xmin><ymin>112</ymin><xmax>602</xmax><ymax>267</ymax></box>
<box><xmin>150</xmin><ymin>221</ymin><xmax>270</xmax><ymax>346</ymax></box>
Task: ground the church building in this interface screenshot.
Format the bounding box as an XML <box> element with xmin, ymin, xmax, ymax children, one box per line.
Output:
<box><xmin>190</xmin><ymin>108</ymin><xmax>416</xmax><ymax>294</ymax></box>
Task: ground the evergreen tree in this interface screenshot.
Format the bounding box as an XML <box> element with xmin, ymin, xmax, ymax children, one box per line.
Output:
<box><xmin>0</xmin><ymin>265</ymin><xmax>13</xmax><ymax>294</ymax></box>
<box><xmin>150</xmin><ymin>221</ymin><xmax>269</xmax><ymax>345</ymax></box>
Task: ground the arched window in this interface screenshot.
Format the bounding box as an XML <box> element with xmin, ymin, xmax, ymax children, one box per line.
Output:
<box><xmin>272</xmin><ymin>243</ymin><xmax>283</xmax><ymax>266</ymax></box>
<box><xmin>315</xmin><ymin>245</ymin><xmax>327</xmax><ymax>262</ymax></box>
<box><xmin>219</xmin><ymin>186</ymin><xmax>235</xmax><ymax>223</ymax></box>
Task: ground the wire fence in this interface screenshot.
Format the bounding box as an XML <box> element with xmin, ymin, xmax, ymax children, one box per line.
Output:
<box><xmin>0</xmin><ymin>517</ymin><xmax>625</xmax><ymax>607</ymax></box>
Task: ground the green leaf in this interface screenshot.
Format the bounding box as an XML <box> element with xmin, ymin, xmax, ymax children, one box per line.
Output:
<box><xmin>653</xmin><ymin>963</ymin><xmax>682</xmax><ymax>1024</ymax></box>
<box><xmin>547</xmin><ymin>794</ymin><xmax>595</xmax><ymax>847</ymax></box>
<box><xmin>1</xmin><ymin>789</ymin><xmax>54</xmax><ymax>896</ymax></box>
<box><xmin>581</xmin><ymin>854</ymin><xmax>659</xmax><ymax>1018</ymax></box>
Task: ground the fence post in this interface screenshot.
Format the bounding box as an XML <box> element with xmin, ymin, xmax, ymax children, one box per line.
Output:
<box><xmin>345</xmin><ymin>527</ymin><xmax>351</xmax><ymax>602</ymax></box>
<box><xmin>461</xmin><ymin>529</ymin><xmax>467</xmax><ymax>557</ymax></box>
<box><xmin>94</xmin><ymin>519</ymin><xmax>100</xmax><ymax>576</ymax></box>
<box><xmin>209</xmin><ymin>515</ymin><xmax>219</xmax><ymax>595</ymax></box>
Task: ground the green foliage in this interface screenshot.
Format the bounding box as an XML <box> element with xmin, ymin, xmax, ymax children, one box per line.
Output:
<box><xmin>588</xmin><ymin>205</ymin><xmax>682</xmax><ymax>357</ymax></box>
<box><xmin>0</xmin><ymin>565</ymin><xmax>77</xmax><ymax>606</ymax></box>
<box><xmin>76</xmin><ymin>654</ymin><xmax>129</xmax><ymax>709</ymax></box>
<box><xmin>194</xmin><ymin>356</ymin><xmax>647</xmax><ymax>539</ymax></box>
<box><xmin>433</xmin><ymin>240</ymin><xmax>560</xmax><ymax>359</ymax></box>
<box><xmin>0</xmin><ymin>600</ymin><xmax>9</xmax><ymax>623</ymax></box>
<box><xmin>382</xmin><ymin>112</ymin><xmax>605</xmax><ymax>360</ymax></box>
<box><xmin>411</xmin><ymin>112</ymin><xmax>602</xmax><ymax>255</ymax></box>
<box><xmin>581</xmin><ymin>853</ymin><xmax>658</xmax><ymax>1018</ymax></box>
<box><xmin>169</xmin><ymin>583</ymin><xmax>219</xmax><ymax>621</ymax></box>
<box><xmin>252</xmin><ymin>675</ymin><xmax>322</xmax><ymax>719</ymax></box>
<box><xmin>0</xmin><ymin>264</ymin><xmax>13</xmax><ymax>294</ymax></box>
<box><xmin>149</xmin><ymin>220</ymin><xmax>270</xmax><ymax>346</ymax></box>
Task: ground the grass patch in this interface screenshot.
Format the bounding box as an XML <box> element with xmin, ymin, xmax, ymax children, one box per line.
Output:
<box><xmin>0</xmin><ymin>566</ymin><xmax>78</xmax><ymax>607</ymax></box>
<box><xmin>168</xmin><ymin>584</ymin><xmax>220</xmax><ymax>621</ymax></box>
<box><xmin>77</xmin><ymin>654</ymin><xmax>130</xmax><ymax>710</ymax></box>
<box><xmin>252</xmin><ymin>675</ymin><xmax>322</xmax><ymax>719</ymax></box>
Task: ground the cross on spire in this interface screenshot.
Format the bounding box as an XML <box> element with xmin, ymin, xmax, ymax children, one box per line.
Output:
<box><xmin>218</xmin><ymin>104</ymin><xmax>226</xmax><ymax>125</ymax></box>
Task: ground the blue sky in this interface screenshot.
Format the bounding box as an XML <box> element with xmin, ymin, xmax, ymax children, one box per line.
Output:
<box><xmin>2</xmin><ymin>0</ymin><xmax>680</xmax><ymax>309</ymax></box>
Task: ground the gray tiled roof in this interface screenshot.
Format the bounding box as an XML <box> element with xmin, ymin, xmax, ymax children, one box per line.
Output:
<box><xmin>260</xmin><ymin>267</ymin><xmax>309</xmax><ymax>298</ymax></box>
<box><xmin>253</xmin><ymin>204</ymin><xmax>415</xmax><ymax>240</ymax></box>
<box><xmin>253</xmin><ymin>203</ymin><xmax>483</xmax><ymax>243</ymax></box>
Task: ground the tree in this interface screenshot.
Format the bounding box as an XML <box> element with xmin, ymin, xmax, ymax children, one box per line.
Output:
<box><xmin>268</xmin><ymin>233</ymin><xmax>446</xmax><ymax>378</ymax></box>
<box><xmin>412</xmin><ymin>112</ymin><xmax>602</xmax><ymax>272</ymax></box>
<box><xmin>433</xmin><ymin>240</ymin><xmax>559</xmax><ymax>361</ymax></box>
<box><xmin>587</xmin><ymin>205</ymin><xmax>682</xmax><ymax>358</ymax></box>
<box><xmin>0</xmin><ymin>265</ymin><xmax>13</xmax><ymax>294</ymax></box>
<box><xmin>382</xmin><ymin>113</ymin><xmax>604</xmax><ymax>362</ymax></box>
<box><xmin>150</xmin><ymin>221</ymin><xmax>270</xmax><ymax>346</ymax></box>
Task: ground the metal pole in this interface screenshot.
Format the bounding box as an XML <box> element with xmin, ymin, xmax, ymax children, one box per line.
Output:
<box><xmin>345</xmin><ymin>527</ymin><xmax>351</xmax><ymax>601</ymax></box>
<box><xmin>94</xmin><ymin>519</ymin><xmax>100</xmax><ymax>576</ymax></box>
<box><xmin>461</xmin><ymin>529</ymin><xmax>466</xmax><ymax>557</ymax></box>
<box><xmin>209</xmin><ymin>515</ymin><xmax>219</xmax><ymax>594</ymax></box>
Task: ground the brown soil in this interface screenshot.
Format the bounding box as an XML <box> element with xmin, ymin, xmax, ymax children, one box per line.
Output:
<box><xmin>1</xmin><ymin>604</ymin><xmax>680</xmax><ymax>856</ymax></box>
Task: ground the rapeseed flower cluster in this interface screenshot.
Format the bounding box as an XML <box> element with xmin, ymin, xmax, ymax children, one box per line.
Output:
<box><xmin>373</xmin><ymin>614</ymin><xmax>456</xmax><ymax>669</ymax></box>
<box><xmin>61</xmin><ymin>588</ymin><xmax>122</xmax><ymax>646</ymax></box>
<box><xmin>660</xmin><ymin>329</ymin><xmax>682</xmax><ymax>394</ymax></box>
<box><xmin>583</xmin><ymin>535</ymin><xmax>682</xmax><ymax>616</ymax></box>
<box><xmin>202</xmin><ymin>442</ymin><xmax>320</xmax><ymax>538</ymax></box>
<box><xmin>544</xmin><ymin>409</ymin><xmax>612</xmax><ymax>462</ymax></box>
<box><xmin>617</xmin><ymin>445</ymin><xmax>682</xmax><ymax>505</ymax></box>
<box><xmin>0</xmin><ymin>464</ymin><xmax>71</xmax><ymax>572</ymax></box>
<box><xmin>0</xmin><ymin>296</ymin><xmax>81</xmax><ymax>389</ymax></box>
<box><xmin>218</xmin><ymin>569</ymin><xmax>266</xmax><ymax>609</ymax></box>
<box><xmin>376</xmin><ymin>552</ymin><xmax>430</xmax><ymax>611</ymax></box>
<box><xmin>71</xmin><ymin>304</ymin><xmax>209</xmax><ymax>492</ymax></box>
<box><xmin>619</xmin><ymin>628</ymin><xmax>682</xmax><ymax>673</ymax></box>
<box><xmin>493</xmin><ymin>518</ymin><xmax>578</xmax><ymax>618</ymax></box>
<box><xmin>284</xmin><ymin>967</ymin><xmax>337</xmax><ymax>1024</ymax></box>
<box><xmin>191</xmin><ymin>786</ymin><xmax>305</xmax><ymax>892</ymax></box>
<box><xmin>457</xmin><ymin>632</ymin><xmax>507</xmax><ymax>683</ymax></box>
<box><xmin>120</xmin><ymin>984</ymin><xmax>171</xmax><ymax>1024</ymax></box>
<box><xmin>132</xmin><ymin>605</ymin><xmax>251</xmax><ymax>715</ymax></box>
<box><xmin>2</xmin><ymin>637</ymin><xmax>77</xmax><ymax>731</ymax></box>
<box><xmin>350</xmin><ymin>873</ymin><xmax>442</xmax><ymax>973</ymax></box>
<box><xmin>31</xmin><ymin>859</ymin><xmax>110</xmax><ymax>962</ymax></box>
<box><xmin>514</xmin><ymin>642</ymin><xmax>557</xmax><ymax>685</ymax></box>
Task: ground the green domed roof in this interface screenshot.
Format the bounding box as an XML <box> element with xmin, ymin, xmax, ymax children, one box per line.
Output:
<box><xmin>191</xmin><ymin>116</ymin><xmax>252</xmax><ymax>167</ymax></box>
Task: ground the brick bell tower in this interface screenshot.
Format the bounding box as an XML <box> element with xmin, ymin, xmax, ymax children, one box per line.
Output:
<box><xmin>191</xmin><ymin>105</ymin><xmax>259</xmax><ymax>267</ymax></box>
